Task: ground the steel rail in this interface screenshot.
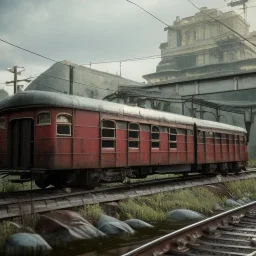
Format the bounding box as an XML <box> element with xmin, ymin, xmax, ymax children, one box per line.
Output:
<box><xmin>0</xmin><ymin>171</ymin><xmax>255</xmax><ymax>221</ymax></box>
<box><xmin>122</xmin><ymin>201</ymin><xmax>256</xmax><ymax>256</ymax></box>
<box><xmin>1</xmin><ymin>168</ymin><xmax>255</xmax><ymax>197</ymax></box>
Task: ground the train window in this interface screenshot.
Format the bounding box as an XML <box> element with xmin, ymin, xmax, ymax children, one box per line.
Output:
<box><xmin>37</xmin><ymin>112</ymin><xmax>51</xmax><ymax>125</ymax></box>
<box><xmin>198</xmin><ymin>131</ymin><xmax>205</xmax><ymax>143</ymax></box>
<box><xmin>226</xmin><ymin>134</ymin><xmax>229</xmax><ymax>145</ymax></box>
<box><xmin>206</xmin><ymin>131</ymin><xmax>213</xmax><ymax>137</ymax></box>
<box><xmin>57</xmin><ymin>114</ymin><xmax>72</xmax><ymax>136</ymax></box>
<box><xmin>235</xmin><ymin>135</ymin><xmax>239</xmax><ymax>144</ymax></box>
<box><xmin>187</xmin><ymin>130</ymin><xmax>194</xmax><ymax>136</ymax></box>
<box><xmin>101</xmin><ymin>120</ymin><xmax>115</xmax><ymax>148</ymax></box>
<box><xmin>0</xmin><ymin>118</ymin><xmax>5</xmax><ymax>129</ymax></box>
<box><xmin>177</xmin><ymin>128</ymin><xmax>186</xmax><ymax>135</ymax></box>
<box><xmin>151</xmin><ymin>126</ymin><xmax>160</xmax><ymax>148</ymax></box>
<box><xmin>231</xmin><ymin>135</ymin><xmax>235</xmax><ymax>144</ymax></box>
<box><xmin>215</xmin><ymin>133</ymin><xmax>221</xmax><ymax>144</ymax></box>
<box><xmin>169</xmin><ymin>128</ymin><xmax>177</xmax><ymax>149</ymax></box>
<box><xmin>129</xmin><ymin>123</ymin><xmax>140</xmax><ymax>148</ymax></box>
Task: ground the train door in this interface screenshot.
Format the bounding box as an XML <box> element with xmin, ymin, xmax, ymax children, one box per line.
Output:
<box><xmin>9</xmin><ymin>118</ymin><xmax>34</xmax><ymax>169</ymax></box>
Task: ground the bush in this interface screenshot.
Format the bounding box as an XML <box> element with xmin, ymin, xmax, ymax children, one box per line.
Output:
<box><xmin>226</xmin><ymin>179</ymin><xmax>256</xmax><ymax>200</ymax></box>
<box><xmin>248</xmin><ymin>159</ymin><xmax>256</xmax><ymax>168</ymax></box>
<box><xmin>78</xmin><ymin>204</ymin><xmax>103</xmax><ymax>225</ymax></box>
<box><xmin>0</xmin><ymin>221</ymin><xmax>18</xmax><ymax>251</ymax></box>
<box><xmin>119</xmin><ymin>199</ymin><xmax>166</xmax><ymax>223</ymax></box>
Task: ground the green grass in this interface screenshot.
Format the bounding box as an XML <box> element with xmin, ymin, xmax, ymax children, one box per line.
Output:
<box><xmin>0</xmin><ymin>221</ymin><xmax>17</xmax><ymax>251</ymax></box>
<box><xmin>0</xmin><ymin>177</ymin><xmax>34</xmax><ymax>192</ymax></box>
<box><xmin>119</xmin><ymin>187</ymin><xmax>226</xmax><ymax>223</ymax></box>
<box><xmin>226</xmin><ymin>178</ymin><xmax>256</xmax><ymax>200</ymax></box>
<box><xmin>248</xmin><ymin>159</ymin><xmax>256</xmax><ymax>168</ymax></box>
<box><xmin>119</xmin><ymin>199</ymin><xmax>166</xmax><ymax>223</ymax></box>
<box><xmin>78</xmin><ymin>204</ymin><xmax>103</xmax><ymax>225</ymax></box>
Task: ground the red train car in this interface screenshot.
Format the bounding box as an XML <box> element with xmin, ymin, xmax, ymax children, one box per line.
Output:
<box><xmin>0</xmin><ymin>91</ymin><xmax>248</xmax><ymax>188</ymax></box>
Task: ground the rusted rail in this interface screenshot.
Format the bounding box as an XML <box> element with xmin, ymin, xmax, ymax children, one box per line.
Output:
<box><xmin>122</xmin><ymin>201</ymin><xmax>256</xmax><ymax>256</ymax></box>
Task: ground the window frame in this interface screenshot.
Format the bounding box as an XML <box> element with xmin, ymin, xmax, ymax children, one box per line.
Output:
<box><xmin>56</xmin><ymin>113</ymin><xmax>72</xmax><ymax>137</ymax></box>
<box><xmin>0</xmin><ymin>117</ymin><xmax>6</xmax><ymax>129</ymax></box>
<box><xmin>151</xmin><ymin>125</ymin><xmax>160</xmax><ymax>149</ymax></box>
<box><xmin>101</xmin><ymin>120</ymin><xmax>116</xmax><ymax>149</ymax></box>
<box><xmin>215</xmin><ymin>132</ymin><xmax>221</xmax><ymax>145</ymax></box>
<box><xmin>36</xmin><ymin>111</ymin><xmax>51</xmax><ymax>126</ymax></box>
<box><xmin>169</xmin><ymin>127</ymin><xmax>177</xmax><ymax>149</ymax></box>
<box><xmin>128</xmin><ymin>122</ymin><xmax>140</xmax><ymax>149</ymax></box>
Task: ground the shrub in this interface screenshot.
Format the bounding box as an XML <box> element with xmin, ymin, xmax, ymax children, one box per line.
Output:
<box><xmin>226</xmin><ymin>179</ymin><xmax>256</xmax><ymax>200</ymax></box>
<box><xmin>79</xmin><ymin>204</ymin><xmax>103</xmax><ymax>225</ymax></box>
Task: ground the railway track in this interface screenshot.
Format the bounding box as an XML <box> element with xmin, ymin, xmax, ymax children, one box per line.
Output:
<box><xmin>0</xmin><ymin>170</ymin><xmax>255</xmax><ymax>221</ymax></box>
<box><xmin>122</xmin><ymin>201</ymin><xmax>256</xmax><ymax>256</ymax></box>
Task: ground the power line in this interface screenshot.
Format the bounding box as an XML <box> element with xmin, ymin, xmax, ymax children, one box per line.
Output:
<box><xmin>187</xmin><ymin>0</ymin><xmax>256</xmax><ymax>50</ymax></box>
<box><xmin>82</xmin><ymin>36</ymin><xmax>250</xmax><ymax>66</ymax></box>
<box><xmin>0</xmin><ymin>38</ymin><xmax>57</xmax><ymax>63</ymax></box>
<box><xmin>125</xmin><ymin>0</ymin><xmax>170</xmax><ymax>28</ymax></box>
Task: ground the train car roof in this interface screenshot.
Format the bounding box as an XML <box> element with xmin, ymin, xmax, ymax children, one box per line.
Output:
<box><xmin>0</xmin><ymin>90</ymin><xmax>246</xmax><ymax>133</ymax></box>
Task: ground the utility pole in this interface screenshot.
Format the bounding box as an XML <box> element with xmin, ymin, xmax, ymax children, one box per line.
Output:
<box><xmin>120</xmin><ymin>62</ymin><xmax>122</xmax><ymax>77</ymax></box>
<box><xmin>69</xmin><ymin>65</ymin><xmax>74</xmax><ymax>95</ymax></box>
<box><xmin>227</xmin><ymin>0</ymin><xmax>248</xmax><ymax>20</ymax></box>
<box><xmin>6</xmin><ymin>66</ymin><xmax>30</xmax><ymax>94</ymax></box>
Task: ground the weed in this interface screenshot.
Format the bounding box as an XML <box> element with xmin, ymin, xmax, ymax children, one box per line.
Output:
<box><xmin>226</xmin><ymin>179</ymin><xmax>256</xmax><ymax>200</ymax></box>
<box><xmin>79</xmin><ymin>204</ymin><xmax>103</xmax><ymax>225</ymax></box>
<box><xmin>119</xmin><ymin>199</ymin><xmax>166</xmax><ymax>223</ymax></box>
<box><xmin>248</xmin><ymin>159</ymin><xmax>256</xmax><ymax>168</ymax></box>
<box><xmin>0</xmin><ymin>221</ymin><xmax>18</xmax><ymax>252</ymax></box>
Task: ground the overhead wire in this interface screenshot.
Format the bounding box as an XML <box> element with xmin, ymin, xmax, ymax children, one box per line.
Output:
<box><xmin>80</xmin><ymin>3</ymin><xmax>250</xmax><ymax>66</ymax></box>
<box><xmin>187</xmin><ymin>0</ymin><xmax>256</xmax><ymax>50</ymax></box>
<box><xmin>125</xmin><ymin>0</ymin><xmax>170</xmax><ymax>27</ymax></box>
<box><xmin>0</xmin><ymin>2</ymin><xmax>255</xmax><ymax>92</ymax></box>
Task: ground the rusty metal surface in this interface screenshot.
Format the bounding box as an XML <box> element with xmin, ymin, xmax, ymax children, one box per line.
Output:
<box><xmin>0</xmin><ymin>172</ymin><xmax>255</xmax><ymax>221</ymax></box>
<box><xmin>0</xmin><ymin>90</ymin><xmax>246</xmax><ymax>133</ymax></box>
<box><xmin>122</xmin><ymin>202</ymin><xmax>256</xmax><ymax>256</ymax></box>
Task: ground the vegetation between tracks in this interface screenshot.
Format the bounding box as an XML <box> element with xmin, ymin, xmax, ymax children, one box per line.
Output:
<box><xmin>0</xmin><ymin>177</ymin><xmax>255</xmax><ymax>252</ymax></box>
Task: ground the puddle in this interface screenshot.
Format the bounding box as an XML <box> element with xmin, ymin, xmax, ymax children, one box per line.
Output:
<box><xmin>49</xmin><ymin>220</ymin><xmax>196</xmax><ymax>256</ymax></box>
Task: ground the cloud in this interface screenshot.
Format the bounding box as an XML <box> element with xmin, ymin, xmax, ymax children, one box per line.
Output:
<box><xmin>0</xmin><ymin>0</ymin><xmax>255</xmax><ymax>92</ymax></box>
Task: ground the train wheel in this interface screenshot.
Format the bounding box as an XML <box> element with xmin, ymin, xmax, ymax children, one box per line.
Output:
<box><xmin>35</xmin><ymin>176</ymin><xmax>51</xmax><ymax>189</ymax></box>
<box><xmin>76</xmin><ymin>171</ymin><xmax>100</xmax><ymax>190</ymax></box>
<box><xmin>50</xmin><ymin>174</ymin><xmax>67</xmax><ymax>188</ymax></box>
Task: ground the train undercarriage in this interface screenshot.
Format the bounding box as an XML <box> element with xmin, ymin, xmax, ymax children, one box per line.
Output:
<box><xmin>3</xmin><ymin>161</ymin><xmax>247</xmax><ymax>189</ymax></box>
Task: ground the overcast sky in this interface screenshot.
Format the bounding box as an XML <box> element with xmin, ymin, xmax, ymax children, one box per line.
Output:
<box><xmin>0</xmin><ymin>0</ymin><xmax>256</xmax><ymax>95</ymax></box>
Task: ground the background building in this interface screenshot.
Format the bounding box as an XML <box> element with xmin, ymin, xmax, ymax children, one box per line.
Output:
<box><xmin>143</xmin><ymin>7</ymin><xmax>256</xmax><ymax>84</ymax></box>
<box><xmin>25</xmin><ymin>60</ymin><xmax>143</xmax><ymax>99</ymax></box>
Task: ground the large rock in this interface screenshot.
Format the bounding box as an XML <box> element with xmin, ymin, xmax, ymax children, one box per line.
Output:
<box><xmin>124</xmin><ymin>219</ymin><xmax>154</xmax><ymax>229</ymax></box>
<box><xmin>204</xmin><ymin>185</ymin><xmax>231</xmax><ymax>197</ymax></box>
<box><xmin>226</xmin><ymin>199</ymin><xmax>242</xmax><ymax>207</ymax></box>
<box><xmin>5</xmin><ymin>233</ymin><xmax>51</xmax><ymax>256</ymax></box>
<box><xmin>97</xmin><ymin>214</ymin><xmax>134</xmax><ymax>235</ymax></box>
<box><xmin>36</xmin><ymin>210</ymin><xmax>105</xmax><ymax>247</ymax></box>
<box><xmin>214</xmin><ymin>203</ymin><xmax>225</xmax><ymax>212</ymax></box>
<box><xmin>101</xmin><ymin>202</ymin><xmax>121</xmax><ymax>216</ymax></box>
<box><xmin>167</xmin><ymin>209</ymin><xmax>205</xmax><ymax>221</ymax></box>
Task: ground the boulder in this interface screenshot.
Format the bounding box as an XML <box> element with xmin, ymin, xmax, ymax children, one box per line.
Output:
<box><xmin>124</xmin><ymin>219</ymin><xmax>154</xmax><ymax>229</ymax></box>
<box><xmin>204</xmin><ymin>185</ymin><xmax>231</xmax><ymax>197</ymax></box>
<box><xmin>241</xmin><ymin>197</ymin><xmax>252</xmax><ymax>203</ymax></box>
<box><xmin>35</xmin><ymin>210</ymin><xmax>105</xmax><ymax>247</ymax></box>
<box><xmin>167</xmin><ymin>209</ymin><xmax>205</xmax><ymax>221</ymax></box>
<box><xmin>214</xmin><ymin>203</ymin><xmax>225</xmax><ymax>212</ymax></box>
<box><xmin>226</xmin><ymin>199</ymin><xmax>242</xmax><ymax>207</ymax></box>
<box><xmin>101</xmin><ymin>202</ymin><xmax>121</xmax><ymax>216</ymax></box>
<box><xmin>5</xmin><ymin>233</ymin><xmax>51</xmax><ymax>256</ymax></box>
<box><xmin>237</xmin><ymin>199</ymin><xmax>247</xmax><ymax>205</ymax></box>
<box><xmin>97</xmin><ymin>214</ymin><xmax>134</xmax><ymax>235</ymax></box>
